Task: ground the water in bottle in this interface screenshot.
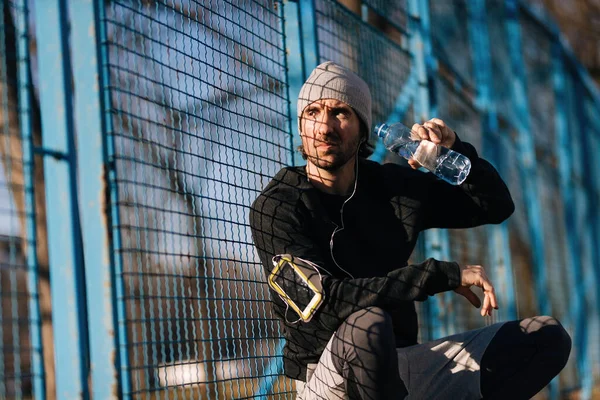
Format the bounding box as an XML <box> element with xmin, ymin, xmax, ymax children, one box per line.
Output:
<box><xmin>374</xmin><ymin>122</ymin><xmax>471</xmax><ymax>185</ymax></box>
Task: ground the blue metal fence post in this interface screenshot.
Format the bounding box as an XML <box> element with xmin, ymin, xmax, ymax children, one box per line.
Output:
<box><xmin>287</xmin><ymin>0</ymin><xmax>319</xmax><ymax>167</ymax></box>
<box><xmin>408</xmin><ymin>0</ymin><xmax>453</xmax><ymax>339</ymax></box>
<box><xmin>553</xmin><ymin>41</ymin><xmax>592</xmax><ymax>400</ymax></box>
<box><xmin>285</xmin><ymin>0</ymin><xmax>307</xmax><ymax>167</ymax></box>
<box><xmin>505</xmin><ymin>0</ymin><xmax>556</xmax><ymax>396</ymax></box>
<box><xmin>14</xmin><ymin>0</ymin><xmax>46</xmax><ymax>397</ymax></box>
<box><xmin>255</xmin><ymin>339</ymin><xmax>286</xmax><ymax>399</ymax></box>
<box><xmin>504</xmin><ymin>0</ymin><xmax>550</xmax><ymax>317</ymax></box>
<box><xmin>573</xmin><ymin>53</ymin><xmax>600</xmax><ymax>396</ymax></box>
<box><xmin>69</xmin><ymin>0</ymin><xmax>128</xmax><ymax>398</ymax></box>
<box><xmin>298</xmin><ymin>0</ymin><xmax>319</xmax><ymax>79</ymax></box>
<box><xmin>585</xmin><ymin>117</ymin><xmax>600</xmax><ymax>398</ymax></box>
<box><xmin>573</xmin><ymin>64</ymin><xmax>600</xmax><ymax>400</ymax></box>
<box><xmin>251</xmin><ymin>2</ymin><xmax>302</xmax><ymax>396</ymax></box>
<box><xmin>33</xmin><ymin>0</ymin><xmax>90</xmax><ymax>398</ymax></box>
<box><xmin>466</xmin><ymin>0</ymin><xmax>517</xmax><ymax>323</ymax></box>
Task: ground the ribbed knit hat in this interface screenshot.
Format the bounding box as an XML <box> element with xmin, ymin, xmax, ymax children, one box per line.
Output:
<box><xmin>298</xmin><ymin>61</ymin><xmax>374</xmax><ymax>156</ymax></box>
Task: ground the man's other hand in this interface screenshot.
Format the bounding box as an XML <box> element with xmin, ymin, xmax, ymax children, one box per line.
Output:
<box><xmin>454</xmin><ymin>264</ymin><xmax>498</xmax><ymax>317</ymax></box>
<box><xmin>409</xmin><ymin>118</ymin><xmax>457</xmax><ymax>170</ymax></box>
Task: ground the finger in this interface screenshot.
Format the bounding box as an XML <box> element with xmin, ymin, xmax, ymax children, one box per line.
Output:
<box><xmin>481</xmin><ymin>283</ymin><xmax>496</xmax><ymax>314</ymax></box>
<box><xmin>429</xmin><ymin>118</ymin><xmax>445</xmax><ymax>128</ymax></box>
<box><xmin>428</xmin><ymin>118</ymin><xmax>446</xmax><ymax>136</ymax></box>
<box><xmin>408</xmin><ymin>159</ymin><xmax>421</xmax><ymax>170</ymax></box>
<box><xmin>456</xmin><ymin>287</ymin><xmax>481</xmax><ymax>308</ymax></box>
<box><xmin>481</xmin><ymin>277</ymin><xmax>495</xmax><ymax>295</ymax></box>
<box><xmin>482</xmin><ymin>292</ymin><xmax>491</xmax><ymax>317</ymax></box>
<box><xmin>429</xmin><ymin>118</ymin><xmax>455</xmax><ymax>145</ymax></box>
<box><xmin>413</xmin><ymin>125</ymin><xmax>429</xmax><ymax>141</ymax></box>
<box><xmin>488</xmin><ymin>289</ymin><xmax>498</xmax><ymax>310</ymax></box>
<box><xmin>424</xmin><ymin>122</ymin><xmax>442</xmax><ymax>143</ymax></box>
<box><xmin>411</xmin><ymin>123</ymin><xmax>421</xmax><ymax>141</ymax></box>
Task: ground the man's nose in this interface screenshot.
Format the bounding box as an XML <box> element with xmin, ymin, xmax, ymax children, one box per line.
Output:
<box><xmin>316</xmin><ymin>112</ymin><xmax>334</xmax><ymax>136</ymax></box>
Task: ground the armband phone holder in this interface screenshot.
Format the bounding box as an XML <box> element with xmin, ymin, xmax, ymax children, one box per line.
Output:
<box><xmin>268</xmin><ymin>254</ymin><xmax>324</xmax><ymax>322</ymax></box>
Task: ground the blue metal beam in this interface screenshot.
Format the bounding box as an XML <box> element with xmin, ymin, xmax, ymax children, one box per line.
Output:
<box><xmin>504</xmin><ymin>0</ymin><xmax>550</xmax><ymax>317</ymax></box>
<box><xmin>586</xmin><ymin>133</ymin><xmax>600</xmax><ymax>400</ymax></box>
<box><xmin>298</xmin><ymin>0</ymin><xmax>319</xmax><ymax>79</ymax></box>
<box><xmin>253</xmin><ymin>1</ymin><xmax>301</xmax><ymax>396</ymax></box>
<box><xmin>284</xmin><ymin>0</ymin><xmax>306</xmax><ymax>167</ymax></box>
<box><xmin>409</xmin><ymin>0</ymin><xmax>434</xmax><ymax>123</ymax></box>
<box><xmin>518</xmin><ymin>0</ymin><xmax>600</xmax><ymax>108</ymax></box>
<box><xmin>466</xmin><ymin>0</ymin><xmax>517</xmax><ymax>323</ymax></box>
<box><xmin>14</xmin><ymin>0</ymin><xmax>46</xmax><ymax>397</ymax></box>
<box><xmin>572</xmin><ymin>53</ymin><xmax>600</xmax><ymax>398</ymax></box>
<box><xmin>255</xmin><ymin>339</ymin><xmax>286</xmax><ymax>398</ymax></box>
<box><xmin>69</xmin><ymin>0</ymin><xmax>129</xmax><ymax>398</ymax></box>
<box><xmin>553</xmin><ymin>42</ymin><xmax>592</xmax><ymax>400</ymax></box>
<box><xmin>588</xmin><ymin>137</ymin><xmax>600</xmax><ymax>400</ymax></box>
<box><xmin>33</xmin><ymin>0</ymin><xmax>90</xmax><ymax>398</ymax></box>
<box><xmin>288</xmin><ymin>0</ymin><xmax>320</xmax><ymax>168</ymax></box>
<box><xmin>571</xmin><ymin>53</ymin><xmax>600</xmax><ymax>400</ymax></box>
<box><xmin>572</xmin><ymin>77</ymin><xmax>599</xmax><ymax>400</ymax></box>
<box><xmin>505</xmin><ymin>0</ymin><xmax>556</xmax><ymax>397</ymax></box>
<box><xmin>408</xmin><ymin>0</ymin><xmax>453</xmax><ymax>339</ymax></box>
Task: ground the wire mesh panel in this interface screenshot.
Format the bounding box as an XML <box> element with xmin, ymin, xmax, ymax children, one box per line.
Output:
<box><xmin>496</xmin><ymin>123</ymin><xmax>538</xmax><ymax>319</ymax></box>
<box><xmin>429</xmin><ymin>1</ymin><xmax>493</xmax><ymax>332</ymax></box>
<box><xmin>433</xmin><ymin>76</ymin><xmax>493</xmax><ymax>332</ymax></box>
<box><xmin>362</xmin><ymin>0</ymin><xmax>409</xmax><ymax>32</ymax></box>
<box><xmin>553</xmin><ymin>63</ymin><xmax>589</xmax><ymax>392</ymax></box>
<box><xmin>567</xmin><ymin>95</ymin><xmax>599</xmax><ymax>396</ymax></box>
<box><xmin>485</xmin><ymin>0</ymin><xmax>514</xmax><ymax>124</ymax></box>
<box><xmin>0</xmin><ymin>1</ymin><xmax>44</xmax><ymax>399</ymax></box>
<box><xmin>518</xmin><ymin>15</ymin><xmax>587</xmax><ymax>391</ymax></box>
<box><xmin>98</xmin><ymin>0</ymin><xmax>291</xmax><ymax>398</ymax></box>
<box><xmin>519</xmin><ymin>12</ymin><xmax>555</xmax><ymax>154</ymax></box>
<box><xmin>314</xmin><ymin>0</ymin><xmax>412</xmax><ymax>127</ymax></box>
<box><xmin>428</xmin><ymin>0</ymin><xmax>474</xmax><ymax>90</ymax></box>
<box><xmin>581</xmin><ymin>91</ymin><xmax>600</xmax><ymax>388</ymax></box>
<box><xmin>426</xmin><ymin>1</ymin><xmax>503</xmax><ymax>334</ymax></box>
<box><xmin>483</xmin><ymin>0</ymin><xmax>538</xmax><ymax>321</ymax></box>
<box><xmin>434</xmin><ymin>79</ymin><xmax>481</xmax><ymax>150</ymax></box>
<box><xmin>519</xmin><ymin>8</ymin><xmax>574</xmax><ymax>335</ymax></box>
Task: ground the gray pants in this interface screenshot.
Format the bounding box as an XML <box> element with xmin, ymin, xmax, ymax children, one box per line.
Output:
<box><xmin>295</xmin><ymin>308</ymin><xmax>571</xmax><ymax>400</ymax></box>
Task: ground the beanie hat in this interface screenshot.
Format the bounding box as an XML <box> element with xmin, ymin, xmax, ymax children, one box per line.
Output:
<box><xmin>298</xmin><ymin>61</ymin><xmax>375</xmax><ymax>156</ymax></box>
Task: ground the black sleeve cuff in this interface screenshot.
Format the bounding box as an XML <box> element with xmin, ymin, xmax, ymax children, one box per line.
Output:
<box><xmin>439</xmin><ymin>261</ymin><xmax>461</xmax><ymax>290</ymax></box>
<box><xmin>450</xmin><ymin>133</ymin><xmax>478</xmax><ymax>161</ymax></box>
<box><xmin>423</xmin><ymin>259</ymin><xmax>461</xmax><ymax>295</ymax></box>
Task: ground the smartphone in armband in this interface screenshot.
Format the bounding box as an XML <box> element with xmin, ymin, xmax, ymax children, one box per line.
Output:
<box><xmin>268</xmin><ymin>254</ymin><xmax>325</xmax><ymax>323</ymax></box>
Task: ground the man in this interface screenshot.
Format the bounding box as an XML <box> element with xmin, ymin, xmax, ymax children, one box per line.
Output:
<box><xmin>249</xmin><ymin>61</ymin><xmax>571</xmax><ymax>399</ymax></box>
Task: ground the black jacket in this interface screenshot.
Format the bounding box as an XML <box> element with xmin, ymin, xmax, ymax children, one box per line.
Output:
<box><xmin>249</xmin><ymin>137</ymin><xmax>514</xmax><ymax>380</ymax></box>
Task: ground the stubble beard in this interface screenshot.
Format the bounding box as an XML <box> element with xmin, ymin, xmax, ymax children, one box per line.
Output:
<box><xmin>306</xmin><ymin>138</ymin><xmax>360</xmax><ymax>172</ymax></box>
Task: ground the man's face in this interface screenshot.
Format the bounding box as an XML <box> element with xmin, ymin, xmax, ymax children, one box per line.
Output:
<box><xmin>300</xmin><ymin>99</ymin><xmax>362</xmax><ymax>172</ymax></box>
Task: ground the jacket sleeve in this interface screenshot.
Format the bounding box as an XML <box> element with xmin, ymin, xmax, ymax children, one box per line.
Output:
<box><xmin>249</xmin><ymin>186</ymin><xmax>461</xmax><ymax>330</ymax></box>
<box><xmin>419</xmin><ymin>135</ymin><xmax>515</xmax><ymax>230</ymax></box>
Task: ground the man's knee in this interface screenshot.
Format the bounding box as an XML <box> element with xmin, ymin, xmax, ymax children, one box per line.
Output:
<box><xmin>332</xmin><ymin>308</ymin><xmax>405</xmax><ymax>399</ymax></box>
<box><xmin>520</xmin><ymin>315</ymin><xmax>572</xmax><ymax>369</ymax></box>
<box><xmin>336</xmin><ymin>307</ymin><xmax>394</xmax><ymax>352</ymax></box>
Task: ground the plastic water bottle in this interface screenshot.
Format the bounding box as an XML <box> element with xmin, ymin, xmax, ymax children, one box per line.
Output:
<box><xmin>374</xmin><ymin>122</ymin><xmax>471</xmax><ymax>185</ymax></box>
